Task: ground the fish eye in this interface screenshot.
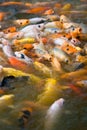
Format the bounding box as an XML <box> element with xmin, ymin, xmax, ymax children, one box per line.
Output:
<box><xmin>73</xmin><ymin>39</ymin><xmax>76</xmax><ymax>43</ymax></box>
<box><xmin>7</xmin><ymin>29</ymin><xmax>10</xmax><ymax>32</ymax></box>
<box><xmin>22</xmin><ymin>110</ymin><xmax>31</xmax><ymax>116</ymax></box>
<box><xmin>20</xmin><ymin>22</ymin><xmax>22</xmax><ymax>25</ymax></box>
<box><xmin>66</xmin><ymin>44</ymin><xmax>69</xmax><ymax>47</ymax></box>
<box><xmin>68</xmin><ymin>37</ymin><xmax>72</xmax><ymax>40</ymax></box>
<box><xmin>79</xmin><ymin>28</ymin><xmax>82</xmax><ymax>32</ymax></box>
<box><xmin>16</xmin><ymin>35</ymin><xmax>19</xmax><ymax>38</ymax></box>
<box><xmin>72</xmin><ymin>28</ymin><xmax>75</xmax><ymax>31</ymax></box>
<box><xmin>54</xmin><ymin>30</ymin><xmax>57</xmax><ymax>33</ymax></box>
<box><xmin>21</xmin><ymin>54</ymin><xmax>25</xmax><ymax>59</ymax></box>
<box><xmin>66</xmin><ymin>48</ymin><xmax>69</xmax><ymax>51</ymax></box>
<box><xmin>38</xmin><ymin>25</ymin><xmax>41</xmax><ymax>28</ymax></box>
<box><xmin>26</xmin><ymin>20</ymin><xmax>29</xmax><ymax>23</ymax></box>
<box><xmin>76</xmin><ymin>36</ymin><xmax>80</xmax><ymax>39</ymax></box>
<box><xmin>63</xmin><ymin>35</ymin><xmax>66</xmax><ymax>37</ymax></box>
<box><xmin>65</xmin><ymin>59</ymin><xmax>69</xmax><ymax>63</ymax></box>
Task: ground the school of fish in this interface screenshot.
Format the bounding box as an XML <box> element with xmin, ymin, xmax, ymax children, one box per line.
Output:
<box><xmin>0</xmin><ymin>1</ymin><xmax>87</xmax><ymax>130</ymax></box>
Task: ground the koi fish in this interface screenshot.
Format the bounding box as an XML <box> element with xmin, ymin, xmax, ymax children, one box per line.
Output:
<box><xmin>0</xmin><ymin>12</ymin><xmax>9</xmax><ymax>21</ymax></box>
<box><xmin>20</xmin><ymin>23</ymin><xmax>44</xmax><ymax>39</ymax></box>
<box><xmin>33</xmin><ymin>42</ymin><xmax>51</xmax><ymax>60</ymax></box>
<box><xmin>14</xmin><ymin>19</ymin><xmax>30</xmax><ymax>27</ymax></box>
<box><xmin>0</xmin><ymin>94</ymin><xmax>14</xmax><ymax>110</ymax></box>
<box><xmin>44</xmin><ymin>28</ymin><xmax>62</xmax><ymax>35</ymax></box>
<box><xmin>45</xmin><ymin>98</ymin><xmax>64</xmax><ymax>130</ymax></box>
<box><xmin>29</xmin><ymin>17</ymin><xmax>47</xmax><ymax>24</ymax></box>
<box><xmin>51</xmin><ymin>57</ymin><xmax>63</xmax><ymax>72</ymax></box>
<box><xmin>8</xmin><ymin>56</ymin><xmax>31</xmax><ymax>70</ymax></box>
<box><xmin>60</xmin><ymin>15</ymin><xmax>71</xmax><ymax>23</ymax></box>
<box><xmin>70</xmin><ymin>27</ymin><xmax>82</xmax><ymax>38</ymax></box>
<box><xmin>34</xmin><ymin>61</ymin><xmax>52</xmax><ymax>77</ymax></box>
<box><xmin>52</xmin><ymin>37</ymin><xmax>67</xmax><ymax>46</ymax></box>
<box><xmin>14</xmin><ymin>51</ymin><xmax>33</xmax><ymax>64</ymax></box>
<box><xmin>51</xmin><ymin>47</ymin><xmax>70</xmax><ymax>63</ymax></box>
<box><xmin>18</xmin><ymin>108</ymin><xmax>32</xmax><ymax>130</ymax></box>
<box><xmin>0</xmin><ymin>76</ymin><xmax>15</xmax><ymax>90</ymax></box>
<box><xmin>45</xmin><ymin>21</ymin><xmax>63</xmax><ymax>28</ymax></box>
<box><xmin>23</xmin><ymin>44</ymin><xmax>34</xmax><ymax>50</ymax></box>
<box><xmin>43</xmin><ymin>9</ymin><xmax>54</xmax><ymax>15</ymax></box>
<box><xmin>76</xmin><ymin>80</ymin><xmax>87</xmax><ymax>87</ymax></box>
<box><xmin>60</xmin><ymin>41</ymin><xmax>79</xmax><ymax>54</ymax></box>
<box><xmin>4</xmin><ymin>31</ymin><xmax>24</xmax><ymax>40</ymax></box>
<box><xmin>0</xmin><ymin>38</ymin><xmax>14</xmax><ymax>57</ymax></box>
<box><xmin>13</xmin><ymin>37</ymin><xmax>36</xmax><ymax>45</ymax></box>
<box><xmin>69</xmin><ymin>84</ymin><xmax>82</xmax><ymax>96</ymax></box>
<box><xmin>23</xmin><ymin>6</ymin><xmax>50</xmax><ymax>14</ymax></box>
<box><xmin>46</xmin><ymin>14</ymin><xmax>60</xmax><ymax>21</ymax></box>
<box><xmin>3</xmin><ymin>26</ymin><xmax>17</xmax><ymax>34</ymax></box>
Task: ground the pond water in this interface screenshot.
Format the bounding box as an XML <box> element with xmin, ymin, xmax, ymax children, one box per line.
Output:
<box><xmin>0</xmin><ymin>0</ymin><xmax>87</xmax><ymax>130</ymax></box>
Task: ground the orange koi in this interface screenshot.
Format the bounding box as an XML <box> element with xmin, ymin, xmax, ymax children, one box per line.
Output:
<box><xmin>23</xmin><ymin>44</ymin><xmax>34</xmax><ymax>50</ymax></box>
<box><xmin>54</xmin><ymin>3</ymin><xmax>61</xmax><ymax>8</ymax></box>
<box><xmin>61</xmin><ymin>41</ymin><xmax>78</xmax><ymax>54</ymax></box>
<box><xmin>14</xmin><ymin>19</ymin><xmax>30</xmax><ymax>27</ymax></box>
<box><xmin>3</xmin><ymin>26</ymin><xmax>17</xmax><ymax>34</ymax></box>
<box><xmin>41</xmin><ymin>37</ymin><xmax>48</xmax><ymax>44</ymax></box>
<box><xmin>0</xmin><ymin>12</ymin><xmax>9</xmax><ymax>21</ymax></box>
<box><xmin>69</xmin><ymin>84</ymin><xmax>83</xmax><ymax>96</ymax></box>
<box><xmin>8</xmin><ymin>56</ymin><xmax>28</xmax><ymax>70</ymax></box>
<box><xmin>0</xmin><ymin>2</ymin><xmax>32</xmax><ymax>6</ymax></box>
<box><xmin>70</xmin><ymin>27</ymin><xmax>82</xmax><ymax>38</ymax></box>
<box><xmin>24</xmin><ymin>6</ymin><xmax>50</xmax><ymax>14</ymax></box>
<box><xmin>43</xmin><ymin>9</ymin><xmax>54</xmax><ymax>15</ymax></box>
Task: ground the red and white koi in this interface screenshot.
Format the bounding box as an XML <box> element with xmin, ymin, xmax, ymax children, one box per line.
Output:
<box><xmin>14</xmin><ymin>51</ymin><xmax>33</xmax><ymax>64</ymax></box>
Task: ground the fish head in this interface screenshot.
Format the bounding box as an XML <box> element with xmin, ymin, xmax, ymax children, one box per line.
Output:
<box><xmin>56</xmin><ymin>98</ymin><xmax>64</xmax><ymax>107</ymax></box>
<box><xmin>35</xmin><ymin>23</ymin><xmax>45</xmax><ymax>31</ymax></box>
<box><xmin>60</xmin><ymin>15</ymin><xmax>71</xmax><ymax>23</ymax></box>
<box><xmin>0</xmin><ymin>94</ymin><xmax>15</xmax><ymax>101</ymax></box>
<box><xmin>15</xmin><ymin>51</ymin><xmax>33</xmax><ymax>64</ymax></box>
<box><xmin>14</xmin><ymin>32</ymin><xmax>24</xmax><ymax>39</ymax></box>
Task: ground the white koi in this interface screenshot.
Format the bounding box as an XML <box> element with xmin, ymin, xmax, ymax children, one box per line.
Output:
<box><xmin>45</xmin><ymin>98</ymin><xmax>64</xmax><ymax>130</ymax></box>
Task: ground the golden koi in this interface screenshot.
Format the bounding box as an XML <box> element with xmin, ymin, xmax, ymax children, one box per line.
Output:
<box><xmin>13</xmin><ymin>37</ymin><xmax>36</xmax><ymax>45</ymax></box>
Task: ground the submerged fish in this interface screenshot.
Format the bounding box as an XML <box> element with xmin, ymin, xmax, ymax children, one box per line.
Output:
<box><xmin>0</xmin><ymin>94</ymin><xmax>14</xmax><ymax>110</ymax></box>
<box><xmin>34</xmin><ymin>61</ymin><xmax>52</xmax><ymax>77</ymax></box>
<box><xmin>45</xmin><ymin>98</ymin><xmax>64</xmax><ymax>130</ymax></box>
<box><xmin>37</xmin><ymin>78</ymin><xmax>62</xmax><ymax>106</ymax></box>
<box><xmin>76</xmin><ymin>80</ymin><xmax>87</xmax><ymax>87</ymax></box>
